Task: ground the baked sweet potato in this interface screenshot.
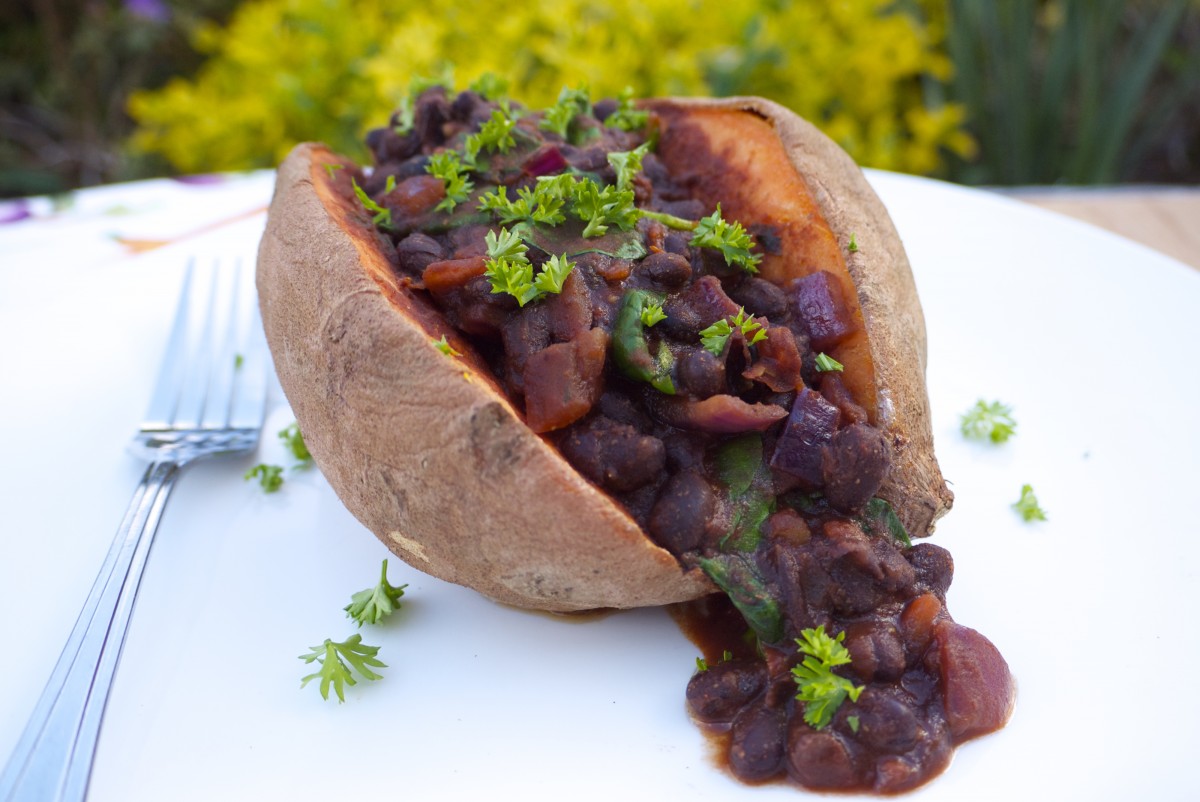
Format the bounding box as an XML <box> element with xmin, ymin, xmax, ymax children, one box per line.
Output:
<box><xmin>256</xmin><ymin>95</ymin><xmax>952</xmax><ymax>612</ymax></box>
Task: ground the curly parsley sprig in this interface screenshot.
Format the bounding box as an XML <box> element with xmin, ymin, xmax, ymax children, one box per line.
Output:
<box><xmin>960</xmin><ymin>399</ymin><xmax>1017</xmax><ymax>443</ymax></box>
<box><xmin>700</xmin><ymin>308</ymin><xmax>768</xmax><ymax>356</ymax></box>
<box><xmin>605</xmin><ymin>86</ymin><xmax>650</xmax><ymax>131</ymax></box>
<box><xmin>351</xmin><ymin>176</ymin><xmax>395</xmax><ymax>227</ymax></box>
<box><xmin>299</xmin><ymin>635</ymin><xmax>386</xmax><ymax>703</ymax></box>
<box><xmin>539</xmin><ymin>84</ymin><xmax>591</xmax><ymax>140</ymax></box>
<box><xmin>792</xmin><ymin>626</ymin><xmax>864</xmax><ymax>730</ymax></box>
<box><xmin>1013</xmin><ymin>484</ymin><xmax>1047</xmax><ymax>522</ymax></box>
<box><xmin>425</xmin><ymin>151</ymin><xmax>474</xmax><ymax>212</ymax></box>
<box><xmin>690</xmin><ymin>204</ymin><xmax>762</xmax><ymax>273</ymax></box>
<box><xmin>483</xmin><ymin>227</ymin><xmax>576</xmax><ymax>306</ymax></box>
<box><xmin>345</xmin><ymin>559</ymin><xmax>408</xmax><ymax>627</ymax></box>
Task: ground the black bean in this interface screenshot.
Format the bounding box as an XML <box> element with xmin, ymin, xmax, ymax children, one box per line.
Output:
<box><xmin>786</xmin><ymin>725</ymin><xmax>859</xmax><ymax>790</ymax></box>
<box><xmin>412</xmin><ymin>87</ymin><xmax>452</xmax><ymax>147</ymax></box>
<box><xmin>821</xmin><ymin>422</ymin><xmax>891</xmax><ymax>514</ymax></box>
<box><xmin>663</xmin><ymin>231</ymin><xmax>691</xmax><ymax>256</ymax></box>
<box><xmin>844</xmin><ymin>621</ymin><xmax>906</xmax><ymax>683</ymax></box>
<box><xmin>394</xmin><ymin>232</ymin><xmax>445</xmax><ymax>277</ymax></box>
<box><xmin>648</xmin><ymin>471</ymin><xmax>716</xmax><ymax>554</ymax></box>
<box><xmin>449</xmin><ymin>89</ymin><xmax>492</xmax><ymax>125</ymax></box>
<box><xmin>558</xmin><ymin>417</ymin><xmax>665</xmax><ymax>493</ymax></box>
<box><xmin>685</xmin><ymin>659</ymin><xmax>767</xmax><ymax>724</ymax></box>
<box><xmin>728</xmin><ymin>276</ymin><xmax>789</xmax><ymax>320</ymax></box>
<box><xmin>852</xmin><ymin>688</ymin><xmax>920</xmax><ymax>753</ymax></box>
<box><xmin>635</xmin><ymin>251</ymin><xmax>692</xmax><ymax>289</ymax></box>
<box><xmin>677</xmin><ymin>348</ymin><xmax>726</xmax><ymax>398</ymax></box>
<box><xmin>906</xmin><ymin>543</ymin><xmax>954</xmax><ymax>597</ymax></box>
<box><xmin>729</xmin><ymin>703</ymin><xmax>787</xmax><ymax>782</ymax></box>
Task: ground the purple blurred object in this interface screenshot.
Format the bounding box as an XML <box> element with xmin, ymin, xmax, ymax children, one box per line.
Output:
<box><xmin>0</xmin><ymin>200</ymin><xmax>32</xmax><ymax>225</ymax></box>
<box><xmin>170</xmin><ymin>174</ymin><xmax>226</xmax><ymax>186</ymax></box>
<box><xmin>125</xmin><ymin>0</ymin><xmax>169</xmax><ymax>23</ymax></box>
<box><xmin>769</xmin><ymin>388</ymin><xmax>841</xmax><ymax>487</ymax></box>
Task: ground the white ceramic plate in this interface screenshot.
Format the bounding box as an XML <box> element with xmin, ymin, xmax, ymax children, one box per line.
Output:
<box><xmin>1</xmin><ymin>171</ymin><xmax>1198</xmax><ymax>801</ymax></box>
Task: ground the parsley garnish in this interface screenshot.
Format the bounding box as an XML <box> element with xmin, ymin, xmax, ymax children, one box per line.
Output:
<box><xmin>299</xmin><ymin>635</ymin><xmax>386</xmax><ymax>703</ymax></box>
<box><xmin>607</xmin><ymin>141</ymin><xmax>651</xmax><ymax>192</ymax></box>
<box><xmin>244</xmin><ymin>463</ymin><xmax>284</xmax><ymax>493</ymax></box>
<box><xmin>960</xmin><ymin>399</ymin><xmax>1017</xmax><ymax>443</ymax></box>
<box><xmin>791</xmin><ymin>626</ymin><xmax>864</xmax><ymax>730</ymax></box>
<box><xmin>345</xmin><ymin>559</ymin><xmax>408</xmax><ymax>627</ymax></box>
<box><xmin>278</xmin><ymin>422</ymin><xmax>312</xmax><ymax>463</ymax></box>
<box><xmin>570</xmin><ymin>178</ymin><xmax>639</xmax><ymax>237</ymax></box>
<box><xmin>1013</xmin><ymin>483</ymin><xmax>1047</xmax><ymax>522</ymax></box>
<box><xmin>483</xmin><ymin>227</ymin><xmax>574</xmax><ymax>306</ymax></box>
<box><xmin>433</xmin><ymin>334</ymin><xmax>461</xmax><ymax>357</ymax></box>
<box><xmin>814</xmin><ymin>352</ymin><xmax>844</xmax><ymax>372</ymax></box>
<box><xmin>351</xmin><ymin>176</ymin><xmax>395</xmax><ymax>226</ymax></box>
<box><xmin>699</xmin><ymin>307</ymin><xmax>767</xmax><ymax>356</ymax></box>
<box><xmin>468</xmin><ymin>71</ymin><xmax>509</xmax><ymax>101</ymax></box>
<box><xmin>690</xmin><ymin>204</ymin><xmax>761</xmax><ymax>273</ymax></box>
<box><xmin>478</xmin><ymin>183</ymin><xmax>564</xmax><ymax>226</ymax></box>
<box><xmin>640</xmin><ymin>299</ymin><xmax>666</xmax><ymax>327</ymax></box>
<box><xmin>605</xmin><ymin>87</ymin><xmax>650</xmax><ymax>131</ymax></box>
<box><xmin>533</xmin><ymin>253</ymin><xmax>575</xmax><ymax>296</ymax></box>
<box><xmin>539</xmin><ymin>84</ymin><xmax>591</xmax><ymax>139</ymax></box>
<box><xmin>464</xmin><ymin>105</ymin><xmax>520</xmax><ymax>165</ymax></box>
<box><xmin>425</xmin><ymin>151</ymin><xmax>474</xmax><ymax>212</ymax></box>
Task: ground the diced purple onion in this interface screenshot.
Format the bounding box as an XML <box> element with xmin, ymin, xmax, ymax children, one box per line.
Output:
<box><xmin>789</xmin><ymin>271</ymin><xmax>856</xmax><ymax>350</ymax></box>
<box><xmin>769</xmin><ymin>388</ymin><xmax>841</xmax><ymax>488</ymax></box>
<box><xmin>649</xmin><ymin>394</ymin><xmax>787</xmax><ymax>433</ymax></box>
<box><xmin>522</xmin><ymin>145</ymin><xmax>570</xmax><ymax>178</ymax></box>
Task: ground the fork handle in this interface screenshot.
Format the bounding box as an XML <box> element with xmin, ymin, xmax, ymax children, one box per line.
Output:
<box><xmin>0</xmin><ymin>461</ymin><xmax>181</xmax><ymax>802</ymax></box>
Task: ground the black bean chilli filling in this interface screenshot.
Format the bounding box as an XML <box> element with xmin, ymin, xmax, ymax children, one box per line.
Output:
<box><xmin>351</xmin><ymin>85</ymin><xmax>1014</xmax><ymax>794</ymax></box>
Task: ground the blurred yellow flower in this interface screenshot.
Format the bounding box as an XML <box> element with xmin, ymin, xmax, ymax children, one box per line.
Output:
<box><xmin>128</xmin><ymin>0</ymin><xmax>970</xmax><ymax>176</ymax></box>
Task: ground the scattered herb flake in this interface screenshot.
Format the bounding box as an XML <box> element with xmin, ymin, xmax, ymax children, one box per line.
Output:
<box><xmin>539</xmin><ymin>84</ymin><xmax>591</xmax><ymax>140</ymax></box>
<box><xmin>278</xmin><ymin>422</ymin><xmax>312</xmax><ymax>463</ymax></box>
<box><xmin>606</xmin><ymin>87</ymin><xmax>650</xmax><ymax>131</ymax></box>
<box><xmin>792</xmin><ymin>626</ymin><xmax>864</xmax><ymax>730</ymax></box>
<box><xmin>532</xmin><ymin>253</ymin><xmax>575</xmax><ymax>296</ymax></box>
<box><xmin>690</xmin><ymin>204</ymin><xmax>761</xmax><ymax>273</ymax></box>
<box><xmin>814</xmin><ymin>352</ymin><xmax>844</xmax><ymax>372</ymax></box>
<box><xmin>699</xmin><ymin>308</ymin><xmax>767</xmax><ymax>356</ymax></box>
<box><xmin>960</xmin><ymin>399</ymin><xmax>1017</xmax><ymax>443</ymax></box>
<box><xmin>640</xmin><ymin>299</ymin><xmax>667</xmax><ymax>327</ymax></box>
<box><xmin>323</xmin><ymin>163</ymin><xmax>345</xmax><ymax>179</ymax></box>
<box><xmin>607</xmin><ymin>141</ymin><xmax>651</xmax><ymax>192</ymax></box>
<box><xmin>433</xmin><ymin>335</ymin><xmax>461</xmax><ymax>357</ymax></box>
<box><xmin>847</xmin><ymin>715</ymin><xmax>861</xmax><ymax>733</ymax></box>
<box><xmin>695</xmin><ymin>657</ymin><xmax>709</xmax><ymax>672</ymax></box>
<box><xmin>244</xmin><ymin>463</ymin><xmax>284</xmax><ymax>493</ymax></box>
<box><xmin>345</xmin><ymin>559</ymin><xmax>408</xmax><ymax>627</ymax></box>
<box><xmin>468</xmin><ymin>71</ymin><xmax>509</xmax><ymax>101</ymax></box>
<box><xmin>351</xmin><ymin>177</ymin><xmax>392</xmax><ymax>227</ymax></box>
<box><xmin>1013</xmin><ymin>483</ymin><xmax>1047</xmax><ymax>522</ymax></box>
<box><xmin>848</xmin><ymin>232</ymin><xmax>859</xmax><ymax>253</ymax></box>
<box><xmin>299</xmin><ymin>634</ymin><xmax>386</xmax><ymax>703</ymax></box>
<box><xmin>425</xmin><ymin>151</ymin><xmax>474</xmax><ymax>212</ymax></box>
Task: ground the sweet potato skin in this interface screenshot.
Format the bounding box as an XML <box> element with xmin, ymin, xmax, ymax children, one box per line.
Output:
<box><xmin>256</xmin><ymin>97</ymin><xmax>951</xmax><ymax>612</ymax></box>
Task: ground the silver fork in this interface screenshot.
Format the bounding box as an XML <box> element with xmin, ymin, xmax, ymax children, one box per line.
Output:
<box><xmin>0</xmin><ymin>258</ymin><xmax>268</xmax><ymax>802</ymax></box>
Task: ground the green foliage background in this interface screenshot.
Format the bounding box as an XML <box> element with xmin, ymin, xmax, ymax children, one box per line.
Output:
<box><xmin>2</xmin><ymin>0</ymin><xmax>1198</xmax><ymax>196</ymax></box>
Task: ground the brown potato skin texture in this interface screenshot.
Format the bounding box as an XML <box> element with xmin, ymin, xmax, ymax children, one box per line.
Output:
<box><xmin>256</xmin><ymin>97</ymin><xmax>951</xmax><ymax>612</ymax></box>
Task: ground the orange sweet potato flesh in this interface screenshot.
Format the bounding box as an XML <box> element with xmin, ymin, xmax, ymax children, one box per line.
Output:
<box><xmin>256</xmin><ymin>96</ymin><xmax>952</xmax><ymax>612</ymax></box>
